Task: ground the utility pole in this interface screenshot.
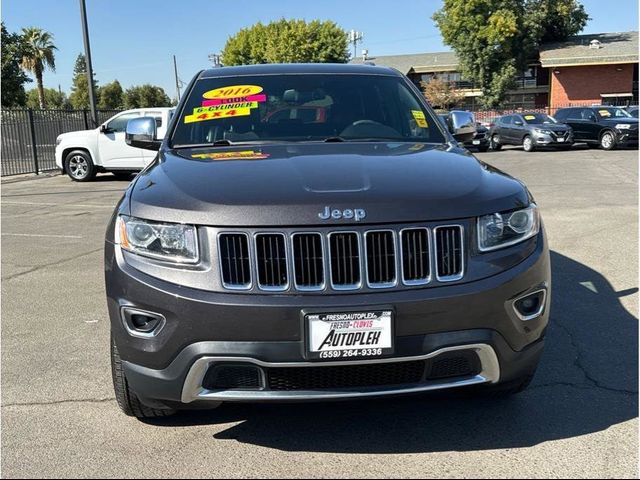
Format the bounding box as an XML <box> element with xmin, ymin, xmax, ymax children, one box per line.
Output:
<box><xmin>208</xmin><ymin>53</ymin><xmax>222</xmax><ymax>68</ymax></box>
<box><xmin>348</xmin><ymin>30</ymin><xmax>364</xmax><ymax>60</ymax></box>
<box><xmin>79</xmin><ymin>0</ymin><xmax>97</xmax><ymax>127</ymax></box>
<box><xmin>173</xmin><ymin>55</ymin><xmax>181</xmax><ymax>102</ymax></box>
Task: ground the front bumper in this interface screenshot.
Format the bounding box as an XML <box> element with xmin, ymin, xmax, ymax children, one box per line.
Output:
<box><xmin>616</xmin><ymin>129</ymin><xmax>639</xmax><ymax>146</ymax></box>
<box><xmin>532</xmin><ymin>133</ymin><xmax>574</xmax><ymax>147</ymax></box>
<box><xmin>106</xmin><ymin>231</ymin><xmax>550</xmax><ymax>406</ymax></box>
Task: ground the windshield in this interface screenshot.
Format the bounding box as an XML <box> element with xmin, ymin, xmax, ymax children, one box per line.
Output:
<box><xmin>522</xmin><ymin>113</ymin><xmax>556</xmax><ymax>124</ymax></box>
<box><xmin>597</xmin><ymin>107</ymin><xmax>632</xmax><ymax>119</ymax></box>
<box><xmin>171</xmin><ymin>74</ymin><xmax>446</xmax><ymax>147</ymax></box>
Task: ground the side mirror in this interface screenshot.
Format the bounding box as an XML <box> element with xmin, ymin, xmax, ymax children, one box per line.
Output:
<box><xmin>99</xmin><ymin>124</ymin><xmax>109</xmax><ymax>133</ymax></box>
<box><xmin>449</xmin><ymin>110</ymin><xmax>476</xmax><ymax>143</ymax></box>
<box><xmin>125</xmin><ymin>117</ymin><xmax>161</xmax><ymax>151</ymax></box>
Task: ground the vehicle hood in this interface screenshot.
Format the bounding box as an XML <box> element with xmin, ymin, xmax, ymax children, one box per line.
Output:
<box><xmin>58</xmin><ymin>129</ymin><xmax>97</xmax><ymax>141</ymax></box>
<box><xmin>528</xmin><ymin>123</ymin><xmax>570</xmax><ymax>131</ymax></box>
<box><xmin>128</xmin><ymin>143</ymin><xmax>531</xmax><ymax>226</ymax></box>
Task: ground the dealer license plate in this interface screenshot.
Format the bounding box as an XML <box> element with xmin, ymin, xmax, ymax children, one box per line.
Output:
<box><xmin>307</xmin><ymin>310</ymin><xmax>394</xmax><ymax>360</ymax></box>
<box><xmin>472</xmin><ymin>140</ymin><xmax>481</xmax><ymax>145</ymax></box>
<box><xmin>557</xmin><ymin>138</ymin><xmax>565</xmax><ymax>142</ymax></box>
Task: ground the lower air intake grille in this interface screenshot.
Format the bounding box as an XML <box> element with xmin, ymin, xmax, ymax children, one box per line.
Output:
<box><xmin>255</xmin><ymin>233</ymin><xmax>288</xmax><ymax>290</ymax></box>
<box><xmin>203</xmin><ymin>365</ymin><xmax>262</xmax><ymax>390</ymax></box>
<box><xmin>427</xmin><ymin>352</ymin><xmax>480</xmax><ymax>380</ymax></box>
<box><xmin>435</xmin><ymin>226</ymin><xmax>464</xmax><ymax>280</ymax></box>
<box><xmin>267</xmin><ymin>361</ymin><xmax>426</xmax><ymax>391</ymax></box>
<box><xmin>218</xmin><ymin>233</ymin><xmax>251</xmax><ymax>289</ymax></box>
<box><xmin>329</xmin><ymin>232</ymin><xmax>361</xmax><ymax>288</ymax></box>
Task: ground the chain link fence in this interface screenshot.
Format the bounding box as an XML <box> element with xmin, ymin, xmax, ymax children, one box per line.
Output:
<box><xmin>1</xmin><ymin>109</ymin><xmax>121</xmax><ymax>177</ymax></box>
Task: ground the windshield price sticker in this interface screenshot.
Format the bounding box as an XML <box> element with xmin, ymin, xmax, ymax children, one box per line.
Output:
<box><xmin>599</xmin><ymin>110</ymin><xmax>611</xmax><ymax>117</ymax></box>
<box><xmin>307</xmin><ymin>311</ymin><xmax>394</xmax><ymax>360</ymax></box>
<box><xmin>191</xmin><ymin>151</ymin><xmax>270</xmax><ymax>161</ymax></box>
<box><xmin>183</xmin><ymin>85</ymin><xmax>267</xmax><ymax>123</ymax></box>
<box><xmin>524</xmin><ymin>115</ymin><xmax>536</xmax><ymax>120</ymax></box>
<box><xmin>411</xmin><ymin>110</ymin><xmax>429</xmax><ymax>128</ymax></box>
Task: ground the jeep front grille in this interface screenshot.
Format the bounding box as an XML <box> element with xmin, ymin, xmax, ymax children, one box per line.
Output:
<box><xmin>255</xmin><ymin>233</ymin><xmax>288</xmax><ymax>290</ymax></box>
<box><xmin>435</xmin><ymin>226</ymin><xmax>464</xmax><ymax>281</ymax></box>
<box><xmin>218</xmin><ymin>233</ymin><xmax>251</xmax><ymax>289</ymax></box>
<box><xmin>329</xmin><ymin>232</ymin><xmax>361</xmax><ymax>289</ymax></box>
<box><xmin>217</xmin><ymin>224</ymin><xmax>464</xmax><ymax>292</ymax></box>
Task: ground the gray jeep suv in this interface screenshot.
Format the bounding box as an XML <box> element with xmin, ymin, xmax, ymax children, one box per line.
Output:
<box><xmin>106</xmin><ymin>64</ymin><xmax>550</xmax><ymax>418</ymax></box>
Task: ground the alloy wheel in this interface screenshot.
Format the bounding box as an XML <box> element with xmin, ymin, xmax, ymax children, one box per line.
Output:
<box><xmin>68</xmin><ymin>155</ymin><xmax>89</xmax><ymax>180</ymax></box>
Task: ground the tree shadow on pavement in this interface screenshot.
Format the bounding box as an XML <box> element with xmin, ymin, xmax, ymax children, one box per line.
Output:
<box><xmin>149</xmin><ymin>250</ymin><xmax>638</xmax><ymax>453</ymax></box>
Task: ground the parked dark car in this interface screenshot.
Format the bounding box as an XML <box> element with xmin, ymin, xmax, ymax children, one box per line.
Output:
<box><xmin>488</xmin><ymin>113</ymin><xmax>574</xmax><ymax>152</ymax></box>
<box><xmin>107</xmin><ymin>63</ymin><xmax>550</xmax><ymax>418</ymax></box>
<box><xmin>554</xmin><ymin>106</ymin><xmax>639</xmax><ymax>150</ymax></box>
<box><xmin>439</xmin><ymin>113</ymin><xmax>489</xmax><ymax>152</ymax></box>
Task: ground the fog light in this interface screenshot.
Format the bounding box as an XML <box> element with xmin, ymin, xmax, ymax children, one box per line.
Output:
<box><xmin>513</xmin><ymin>289</ymin><xmax>546</xmax><ymax>320</ymax></box>
<box><xmin>121</xmin><ymin>307</ymin><xmax>166</xmax><ymax>337</ymax></box>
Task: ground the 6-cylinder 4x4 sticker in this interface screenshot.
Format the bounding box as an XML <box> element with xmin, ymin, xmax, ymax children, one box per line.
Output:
<box><xmin>184</xmin><ymin>85</ymin><xmax>266</xmax><ymax>124</ymax></box>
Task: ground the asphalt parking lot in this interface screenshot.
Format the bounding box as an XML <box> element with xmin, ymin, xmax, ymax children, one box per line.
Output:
<box><xmin>1</xmin><ymin>145</ymin><xmax>638</xmax><ymax>478</ymax></box>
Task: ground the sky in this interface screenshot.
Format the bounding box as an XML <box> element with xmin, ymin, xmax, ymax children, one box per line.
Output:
<box><xmin>2</xmin><ymin>0</ymin><xmax>639</xmax><ymax>100</ymax></box>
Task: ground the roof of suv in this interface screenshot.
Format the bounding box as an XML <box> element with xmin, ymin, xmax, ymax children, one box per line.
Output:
<box><xmin>200</xmin><ymin>63</ymin><xmax>400</xmax><ymax>78</ymax></box>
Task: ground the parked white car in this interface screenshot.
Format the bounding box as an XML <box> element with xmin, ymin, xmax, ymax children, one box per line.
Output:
<box><xmin>55</xmin><ymin>107</ymin><xmax>175</xmax><ymax>181</ymax></box>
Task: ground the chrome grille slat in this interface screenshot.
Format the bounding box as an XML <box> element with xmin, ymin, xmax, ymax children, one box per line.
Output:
<box><xmin>255</xmin><ymin>233</ymin><xmax>288</xmax><ymax>291</ymax></box>
<box><xmin>217</xmin><ymin>225</ymin><xmax>465</xmax><ymax>292</ymax></box>
<box><xmin>434</xmin><ymin>225</ymin><xmax>464</xmax><ymax>282</ymax></box>
<box><xmin>218</xmin><ymin>233</ymin><xmax>251</xmax><ymax>290</ymax></box>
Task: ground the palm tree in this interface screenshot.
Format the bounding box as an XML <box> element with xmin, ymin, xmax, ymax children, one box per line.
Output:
<box><xmin>20</xmin><ymin>27</ymin><xmax>57</xmax><ymax>109</ymax></box>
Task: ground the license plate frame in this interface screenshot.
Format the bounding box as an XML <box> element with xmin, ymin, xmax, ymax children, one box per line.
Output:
<box><xmin>304</xmin><ymin>310</ymin><xmax>395</xmax><ymax>361</ymax></box>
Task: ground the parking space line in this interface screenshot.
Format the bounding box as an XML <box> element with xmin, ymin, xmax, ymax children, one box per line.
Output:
<box><xmin>1</xmin><ymin>201</ymin><xmax>113</xmax><ymax>209</ymax></box>
<box><xmin>2</xmin><ymin>233</ymin><xmax>84</xmax><ymax>239</ymax></box>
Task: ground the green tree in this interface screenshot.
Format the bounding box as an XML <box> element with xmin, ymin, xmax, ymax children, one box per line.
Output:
<box><xmin>69</xmin><ymin>53</ymin><xmax>98</xmax><ymax>109</ymax></box>
<box><xmin>99</xmin><ymin>80</ymin><xmax>124</xmax><ymax>109</ymax></box>
<box><xmin>222</xmin><ymin>19</ymin><xmax>350</xmax><ymax>65</ymax></box>
<box><xmin>422</xmin><ymin>78</ymin><xmax>464</xmax><ymax>109</ymax></box>
<box><xmin>26</xmin><ymin>87</ymin><xmax>70</xmax><ymax>109</ymax></box>
<box><xmin>433</xmin><ymin>0</ymin><xmax>589</xmax><ymax>107</ymax></box>
<box><xmin>1</xmin><ymin>23</ymin><xmax>31</xmax><ymax>107</ymax></box>
<box><xmin>123</xmin><ymin>84</ymin><xmax>171</xmax><ymax>108</ymax></box>
<box><xmin>20</xmin><ymin>27</ymin><xmax>57</xmax><ymax>108</ymax></box>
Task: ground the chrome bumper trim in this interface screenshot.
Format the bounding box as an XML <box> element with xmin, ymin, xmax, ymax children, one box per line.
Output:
<box><xmin>181</xmin><ymin>343</ymin><xmax>500</xmax><ymax>403</ymax></box>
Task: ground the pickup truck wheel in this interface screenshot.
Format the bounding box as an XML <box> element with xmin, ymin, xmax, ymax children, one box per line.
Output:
<box><xmin>111</xmin><ymin>336</ymin><xmax>176</xmax><ymax>419</ymax></box>
<box><xmin>65</xmin><ymin>150</ymin><xmax>96</xmax><ymax>182</ymax></box>
<box><xmin>600</xmin><ymin>131</ymin><xmax>617</xmax><ymax>150</ymax></box>
<box><xmin>490</xmin><ymin>135</ymin><xmax>502</xmax><ymax>151</ymax></box>
<box><xmin>522</xmin><ymin>135</ymin><xmax>535</xmax><ymax>152</ymax></box>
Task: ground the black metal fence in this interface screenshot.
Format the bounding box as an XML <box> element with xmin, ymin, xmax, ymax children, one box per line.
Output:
<box><xmin>1</xmin><ymin>109</ymin><xmax>121</xmax><ymax>177</ymax></box>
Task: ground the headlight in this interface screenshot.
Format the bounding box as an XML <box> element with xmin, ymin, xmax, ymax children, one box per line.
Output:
<box><xmin>115</xmin><ymin>215</ymin><xmax>199</xmax><ymax>263</ymax></box>
<box><xmin>56</xmin><ymin>135</ymin><xmax>62</xmax><ymax>146</ymax></box>
<box><xmin>615</xmin><ymin>124</ymin><xmax>631</xmax><ymax>129</ymax></box>
<box><xmin>534</xmin><ymin>128</ymin><xmax>553</xmax><ymax>135</ymax></box>
<box><xmin>477</xmin><ymin>204</ymin><xmax>540</xmax><ymax>252</ymax></box>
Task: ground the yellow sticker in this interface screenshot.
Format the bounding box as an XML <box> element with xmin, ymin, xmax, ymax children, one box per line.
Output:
<box><xmin>524</xmin><ymin>115</ymin><xmax>536</xmax><ymax>120</ymax></box>
<box><xmin>411</xmin><ymin>110</ymin><xmax>428</xmax><ymax>128</ymax></box>
<box><xmin>184</xmin><ymin>103</ymin><xmax>256</xmax><ymax>124</ymax></box>
<box><xmin>599</xmin><ymin>109</ymin><xmax>611</xmax><ymax>117</ymax></box>
<box><xmin>203</xmin><ymin>85</ymin><xmax>263</xmax><ymax>100</ymax></box>
<box><xmin>191</xmin><ymin>151</ymin><xmax>269</xmax><ymax>161</ymax></box>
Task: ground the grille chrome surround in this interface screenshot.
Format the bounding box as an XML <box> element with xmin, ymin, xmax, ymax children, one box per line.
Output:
<box><xmin>399</xmin><ymin>227</ymin><xmax>432</xmax><ymax>286</ymax></box>
<box><xmin>328</xmin><ymin>231</ymin><xmax>363</xmax><ymax>290</ymax></box>
<box><xmin>434</xmin><ymin>225</ymin><xmax>465</xmax><ymax>282</ymax></box>
<box><xmin>254</xmin><ymin>233</ymin><xmax>290</xmax><ymax>292</ymax></box>
<box><xmin>217</xmin><ymin>232</ymin><xmax>252</xmax><ymax>290</ymax></box>
<box><xmin>217</xmin><ymin>224</ymin><xmax>465</xmax><ymax>292</ymax></box>
<box><xmin>291</xmin><ymin>232</ymin><xmax>326</xmax><ymax>291</ymax></box>
<box><xmin>364</xmin><ymin>229</ymin><xmax>398</xmax><ymax>289</ymax></box>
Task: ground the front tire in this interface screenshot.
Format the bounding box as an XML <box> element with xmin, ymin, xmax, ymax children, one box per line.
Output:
<box><xmin>111</xmin><ymin>336</ymin><xmax>176</xmax><ymax>419</ymax></box>
<box><xmin>522</xmin><ymin>135</ymin><xmax>535</xmax><ymax>152</ymax></box>
<box><xmin>600</xmin><ymin>130</ymin><xmax>617</xmax><ymax>150</ymax></box>
<box><xmin>64</xmin><ymin>150</ymin><xmax>96</xmax><ymax>182</ymax></box>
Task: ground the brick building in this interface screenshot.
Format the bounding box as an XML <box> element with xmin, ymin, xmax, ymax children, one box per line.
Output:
<box><xmin>540</xmin><ymin>32</ymin><xmax>638</xmax><ymax>107</ymax></box>
<box><xmin>351</xmin><ymin>31</ymin><xmax>638</xmax><ymax>110</ymax></box>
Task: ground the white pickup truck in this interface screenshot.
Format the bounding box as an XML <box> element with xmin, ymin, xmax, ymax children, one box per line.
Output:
<box><xmin>55</xmin><ymin>107</ymin><xmax>175</xmax><ymax>181</ymax></box>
